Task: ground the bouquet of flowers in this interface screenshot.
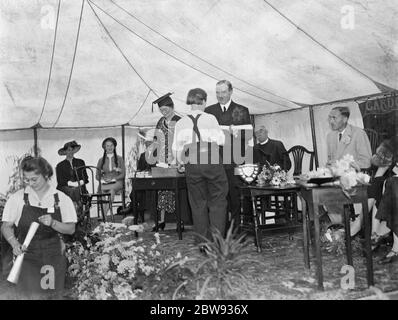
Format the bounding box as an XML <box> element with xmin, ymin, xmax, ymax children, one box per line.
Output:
<box><xmin>302</xmin><ymin>154</ymin><xmax>370</xmax><ymax>191</ymax></box>
<box><xmin>257</xmin><ymin>162</ymin><xmax>291</xmax><ymax>186</ymax></box>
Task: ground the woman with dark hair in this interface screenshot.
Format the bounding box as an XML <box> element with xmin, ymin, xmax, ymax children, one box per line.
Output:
<box><xmin>152</xmin><ymin>93</ymin><xmax>181</xmax><ymax>231</ymax></box>
<box><xmin>1</xmin><ymin>156</ymin><xmax>77</xmax><ymax>299</ymax></box>
<box><xmin>96</xmin><ymin>137</ymin><xmax>125</xmax><ymax>215</ymax></box>
<box><xmin>369</xmin><ymin>135</ymin><xmax>398</xmax><ymax>264</ymax></box>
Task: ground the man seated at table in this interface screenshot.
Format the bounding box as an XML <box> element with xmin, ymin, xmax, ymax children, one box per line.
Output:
<box><xmin>325</xmin><ymin>106</ymin><xmax>372</xmax><ymax>236</ymax></box>
<box><xmin>252</xmin><ymin>125</ymin><xmax>291</xmax><ymax>171</ymax></box>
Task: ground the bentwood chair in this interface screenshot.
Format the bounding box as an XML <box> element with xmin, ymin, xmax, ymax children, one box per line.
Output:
<box><xmin>74</xmin><ymin>166</ymin><xmax>114</xmax><ymax>223</ymax></box>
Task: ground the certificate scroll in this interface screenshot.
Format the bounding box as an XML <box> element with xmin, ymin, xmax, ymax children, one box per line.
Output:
<box><xmin>7</xmin><ymin>222</ymin><xmax>40</xmax><ymax>284</ymax></box>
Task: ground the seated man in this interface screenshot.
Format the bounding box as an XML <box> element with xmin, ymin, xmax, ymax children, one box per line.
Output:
<box><xmin>253</xmin><ymin>126</ymin><xmax>291</xmax><ymax>171</ymax></box>
<box><xmin>325</xmin><ymin>106</ymin><xmax>372</xmax><ymax>236</ymax></box>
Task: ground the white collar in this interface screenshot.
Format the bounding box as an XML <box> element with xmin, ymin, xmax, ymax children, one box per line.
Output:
<box><xmin>25</xmin><ymin>185</ymin><xmax>56</xmax><ymax>201</ymax></box>
<box><xmin>220</xmin><ymin>99</ymin><xmax>232</xmax><ymax>110</ymax></box>
<box><xmin>107</xmin><ymin>153</ymin><xmax>114</xmax><ymax>158</ymax></box>
<box><xmin>259</xmin><ymin>138</ymin><xmax>269</xmax><ymax>145</ymax></box>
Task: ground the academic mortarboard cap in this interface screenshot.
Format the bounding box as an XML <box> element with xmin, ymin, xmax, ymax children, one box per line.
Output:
<box><xmin>152</xmin><ymin>92</ymin><xmax>174</xmax><ymax>112</ymax></box>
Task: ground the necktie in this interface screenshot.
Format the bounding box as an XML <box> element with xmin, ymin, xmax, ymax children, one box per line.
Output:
<box><xmin>223</xmin><ymin>106</ymin><xmax>226</xmax><ymax>113</ymax></box>
<box><xmin>339</xmin><ymin>133</ymin><xmax>342</xmax><ymax>142</ymax></box>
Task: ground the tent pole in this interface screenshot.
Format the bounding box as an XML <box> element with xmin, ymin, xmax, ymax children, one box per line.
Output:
<box><xmin>309</xmin><ymin>106</ymin><xmax>319</xmax><ymax>168</ymax></box>
<box><xmin>121</xmin><ymin>124</ymin><xmax>126</xmax><ymax>208</ymax></box>
<box><xmin>33</xmin><ymin>127</ymin><xmax>38</xmax><ymax>157</ymax></box>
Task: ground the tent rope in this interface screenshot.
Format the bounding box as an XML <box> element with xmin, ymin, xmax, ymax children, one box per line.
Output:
<box><xmin>52</xmin><ymin>0</ymin><xmax>85</xmax><ymax>127</ymax></box>
<box><xmin>37</xmin><ymin>0</ymin><xmax>61</xmax><ymax>124</ymax></box>
<box><xmin>109</xmin><ymin>0</ymin><xmax>293</xmax><ymax>104</ymax></box>
<box><xmin>262</xmin><ymin>0</ymin><xmax>383</xmax><ymax>86</ymax></box>
<box><xmin>88</xmin><ymin>0</ymin><xmax>294</xmax><ymax>109</ymax></box>
<box><xmin>87</xmin><ymin>0</ymin><xmax>158</xmax><ymax>95</ymax></box>
<box><xmin>127</xmin><ymin>89</ymin><xmax>152</xmax><ymax>124</ymax></box>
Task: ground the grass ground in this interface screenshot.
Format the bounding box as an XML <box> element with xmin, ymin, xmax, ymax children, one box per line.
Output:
<box><xmin>1</xmin><ymin>220</ymin><xmax>397</xmax><ymax>300</ymax></box>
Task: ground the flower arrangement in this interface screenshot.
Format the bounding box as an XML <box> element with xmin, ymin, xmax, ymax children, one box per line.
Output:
<box><xmin>303</xmin><ymin>155</ymin><xmax>370</xmax><ymax>190</ymax></box>
<box><xmin>257</xmin><ymin>162</ymin><xmax>292</xmax><ymax>186</ymax></box>
<box><xmin>65</xmin><ymin>222</ymin><xmax>187</xmax><ymax>300</ymax></box>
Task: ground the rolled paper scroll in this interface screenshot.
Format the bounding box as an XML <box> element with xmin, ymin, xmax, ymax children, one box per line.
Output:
<box><xmin>7</xmin><ymin>222</ymin><xmax>40</xmax><ymax>284</ymax></box>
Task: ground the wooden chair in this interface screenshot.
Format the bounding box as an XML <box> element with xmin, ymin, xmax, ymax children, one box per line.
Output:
<box><xmin>283</xmin><ymin>145</ymin><xmax>318</xmax><ymax>224</ymax></box>
<box><xmin>75</xmin><ymin>166</ymin><xmax>114</xmax><ymax>223</ymax></box>
<box><xmin>284</xmin><ymin>145</ymin><xmax>317</xmax><ymax>176</ymax></box>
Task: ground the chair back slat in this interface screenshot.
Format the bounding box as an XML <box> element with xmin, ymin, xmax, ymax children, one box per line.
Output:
<box><xmin>284</xmin><ymin>145</ymin><xmax>317</xmax><ymax>176</ymax></box>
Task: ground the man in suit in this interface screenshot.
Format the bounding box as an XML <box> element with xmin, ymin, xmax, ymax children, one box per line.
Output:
<box><xmin>253</xmin><ymin>125</ymin><xmax>291</xmax><ymax>171</ymax></box>
<box><xmin>327</xmin><ymin>107</ymin><xmax>372</xmax><ymax>170</ymax></box>
<box><xmin>205</xmin><ymin>80</ymin><xmax>252</xmax><ymax>231</ymax></box>
<box><xmin>325</xmin><ymin>106</ymin><xmax>372</xmax><ymax>235</ymax></box>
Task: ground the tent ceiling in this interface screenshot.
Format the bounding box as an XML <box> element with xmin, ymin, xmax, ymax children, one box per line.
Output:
<box><xmin>0</xmin><ymin>0</ymin><xmax>397</xmax><ymax>129</ymax></box>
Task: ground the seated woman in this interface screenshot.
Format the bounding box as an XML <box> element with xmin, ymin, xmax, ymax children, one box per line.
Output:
<box><xmin>56</xmin><ymin>140</ymin><xmax>89</xmax><ymax>210</ymax></box>
<box><xmin>374</xmin><ymin>173</ymin><xmax>398</xmax><ymax>264</ymax></box>
<box><xmin>369</xmin><ymin>135</ymin><xmax>398</xmax><ymax>263</ymax></box>
<box><xmin>1</xmin><ymin>156</ymin><xmax>77</xmax><ymax>299</ymax></box>
<box><xmin>368</xmin><ymin>136</ymin><xmax>397</xmax><ymax>242</ymax></box>
<box><xmin>96</xmin><ymin>137</ymin><xmax>125</xmax><ymax>216</ymax></box>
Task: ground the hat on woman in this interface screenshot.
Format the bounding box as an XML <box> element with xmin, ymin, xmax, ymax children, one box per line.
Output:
<box><xmin>152</xmin><ymin>92</ymin><xmax>174</xmax><ymax>112</ymax></box>
<box><xmin>58</xmin><ymin>141</ymin><xmax>81</xmax><ymax>156</ymax></box>
<box><xmin>102</xmin><ymin>137</ymin><xmax>117</xmax><ymax>149</ymax></box>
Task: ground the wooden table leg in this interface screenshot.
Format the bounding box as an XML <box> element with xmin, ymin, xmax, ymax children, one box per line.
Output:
<box><xmin>251</xmin><ymin>195</ymin><xmax>262</xmax><ymax>253</ymax></box>
<box><xmin>301</xmin><ymin>196</ymin><xmax>310</xmax><ymax>269</ymax></box>
<box><xmin>362</xmin><ymin>199</ymin><xmax>374</xmax><ymax>286</ymax></box>
<box><xmin>313</xmin><ymin>203</ymin><xmax>324</xmax><ymax>290</ymax></box>
<box><xmin>176</xmin><ymin>186</ymin><xmax>182</xmax><ymax>240</ymax></box>
<box><xmin>343</xmin><ymin>204</ymin><xmax>353</xmax><ymax>266</ymax></box>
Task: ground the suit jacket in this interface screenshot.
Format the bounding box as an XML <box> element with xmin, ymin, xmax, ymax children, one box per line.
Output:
<box><xmin>326</xmin><ymin>124</ymin><xmax>372</xmax><ymax>169</ymax></box>
<box><xmin>205</xmin><ymin>101</ymin><xmax>252</xmax><ymax>165</ymax></box>
<box><xmin>56</xmin><ymin>158</ymin><xmax>88</xmax><ymax>189</ymax></box>
<box><xmin>253</xmin><ymin>139</ymin><xmax>292</xmax><ymax>171</ymax></box>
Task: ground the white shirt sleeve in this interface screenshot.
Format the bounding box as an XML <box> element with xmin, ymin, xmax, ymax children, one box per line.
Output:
<box><xmin>208</xmin><ymin>115</ymin><xmax>225</xmax><ymax>146</ymax></box>
<box><xmin>1</xmin><ymin>191</ymin><xmax>24</xmax><ymax>226</ymax></box>
<box><xmin>57</xmin><ymin>191</ymin><xmax>78</xmax><ymax>223</ymax></box>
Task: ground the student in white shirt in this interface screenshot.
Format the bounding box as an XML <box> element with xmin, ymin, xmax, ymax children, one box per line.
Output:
<box><xmin>173</xmin><ymin>88</ymin><xmax>228</xmax><ymax>251</ymax></box>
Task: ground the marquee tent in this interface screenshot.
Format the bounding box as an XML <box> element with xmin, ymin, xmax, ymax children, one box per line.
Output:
<box><xmin>0</xmin><ymin>0</ymin><xmax>397</xmax><ymax>194</ymax></box>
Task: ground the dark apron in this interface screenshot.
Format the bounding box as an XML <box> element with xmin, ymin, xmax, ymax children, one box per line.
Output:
<box><xmin>15</xmin><ymin>192</ymin><xmax>66</xmax><ymax>299</ymax></box>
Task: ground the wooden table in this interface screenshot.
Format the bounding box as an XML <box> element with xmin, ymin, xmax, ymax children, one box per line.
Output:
<box><xmin>239</xmin><ymin>184</ymin><xmax>301</xmax><ymax>253</ymax></box>
<box><xmin>129</xmin><ymin>176</ymin><xmax>187</xmax><ymax>240</ymax></box>
<box><xmin>299</xmin><ymin>185</ymin><xmax>373</xmax><ymax>290</ymax></box>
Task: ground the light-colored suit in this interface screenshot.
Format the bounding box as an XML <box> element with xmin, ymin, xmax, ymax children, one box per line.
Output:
<box><xmin>326</xmin><ymin>124</ymin><xmax>372</xmax><ymax>169</ymax></box>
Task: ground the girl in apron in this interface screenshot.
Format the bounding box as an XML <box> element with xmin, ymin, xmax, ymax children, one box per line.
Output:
<box><xmin>1</xmin><ymin>156</ymin><xmax>77</xmax><ymax>299</ymax></box>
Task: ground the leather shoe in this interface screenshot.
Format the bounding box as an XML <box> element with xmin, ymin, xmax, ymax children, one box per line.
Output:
<box><xmin>371</xmin><ymin>232</ymin><xmax>392</xmax><ymax>247</ymax></box>
<box><xmin>378</xmin><ymin>250</ymin><xmax>398</xmax><ymax>265</ymax></box>
<box><xmin>152</xmin><ymin>222</ymin><xmax>165</xmax><ymax>232</ymax></box>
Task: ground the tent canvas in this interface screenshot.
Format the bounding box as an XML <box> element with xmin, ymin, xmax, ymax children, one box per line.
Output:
<box><xmin>0</xmin><ymin>0</ymin><xmax>397</xmax><ymax>194</ymax></box>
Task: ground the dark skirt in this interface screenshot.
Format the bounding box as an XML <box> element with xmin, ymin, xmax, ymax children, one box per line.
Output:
<box><xmin>367</xmin><ymin>176</ymin><xmax>388</xmax><ymax>207</ymax></box>
<box><xmin>375</xmin><ymin>176</ymin><xmax>398</xmax><ymax>236</ymax></box>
